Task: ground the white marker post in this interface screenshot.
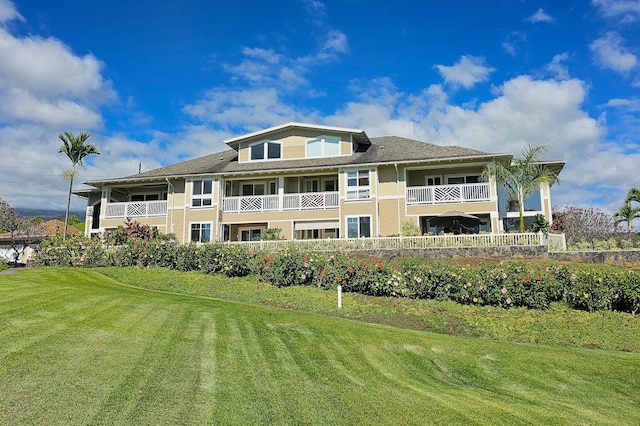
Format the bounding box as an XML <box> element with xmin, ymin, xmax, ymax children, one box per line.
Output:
<box><xmin>337</xmin><ymin>284</ymin><xmax>342</xmax><ymax>308</ymax></box>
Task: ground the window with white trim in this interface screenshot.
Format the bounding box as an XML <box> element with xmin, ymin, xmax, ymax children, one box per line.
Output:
<box><xmin>347</xmin><ymin>216</ymin><xmax>371</xmax><ymax>238</ymax></box>
<box><xmin>306</xmin><ymin>136</ymin><xmax>340</xmax><ymax>158</ymax></box>
<box><xmin>192</xmin><ymin>180</ymin><xmax>213</xmax><ymax>207</ymax></box>
<box><xmin>191</xmin><ymin>223</ymin><xmax>211</xmax><ymax>243</ymax></box>
<box><xmin>425</xmin><ymin>176</ymin><xmax>442</xmax><ymax>186</ymax></box>
<box><xmin>250</xmin><ymin>140</ymin><xmax>281</xmax><ymax>161</ymax></box>
<box><xmin>346</xmin><ymin>170</ymin><xmax>370</xmax><ymax>199</ymax></box>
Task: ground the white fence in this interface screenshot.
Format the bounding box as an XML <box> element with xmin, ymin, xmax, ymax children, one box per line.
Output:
<box><xmin>546</xmin><ymin>233</ymin><xmax>567</xmax><ymax>251</ymax></box>
<box><xmin>225</xmin><ymin>232</ymin><xmax>562</xmax><ymax>251</ymax></box>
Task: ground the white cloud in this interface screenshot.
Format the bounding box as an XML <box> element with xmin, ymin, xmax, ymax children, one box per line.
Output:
<box><xmin>589</xmin><ymin>31</ymin><xmax>638</xmax><ymax>73</ymax></box>
<box><xmin>605</xmin><ymin>97</ymin><xmax>640</xmax><ymax>110</ymax></box>
<box><xmin>592</xmin><ymin>0</ymin><xmax>640</xmax><ymax>23</ymax></box>
<box><xmin>526</xmin><ymin>8</ymin><xmax>556</xmax><ymax>23</ymax></box>
<box><xmin>0</xmin><ymin>88</ymin><xmax>102</xmax><ymax>128</ymax></box>
<box><xmin>434</xmin><ymin>55</ymin><xmax>495</xmax><ymax>89</ymax></box>
<box><xmin>320</xmin><ymin>74</ymin><xmax>638</xmax><ymax>212</ymax></box>
<box><xmin>321</xmin><ymin>30</ymin><xmax>349</xmax><ymax>56</ymax></box>
<box><xmin>0</xmin><ymin>0</ymin><xmax>23</xmax><ymax>24</ymax></box>
<box><xmin>0</xmin><ymin>3</ymin><xmax>115</xmax><ymax>211</ymax></box>
<box><xmin>546</xmin><ymin>53</ymin><xmax>570</xmax><ymax>80</ymax></box>
<box><xmin>0</xmin><ymin>29</ymin><xmax>115</xmax><ymax>105</ymax></box>
<box><xmin>183</xmin><ymin>87</ymin><xmax>311</xmax><ymax>131</ymax></box>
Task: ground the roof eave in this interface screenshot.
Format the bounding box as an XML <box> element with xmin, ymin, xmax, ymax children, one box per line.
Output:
<box><xmin>224</xmin><ymin>122</ymin><xmax>369</xmax><ymax>148</ymax></box>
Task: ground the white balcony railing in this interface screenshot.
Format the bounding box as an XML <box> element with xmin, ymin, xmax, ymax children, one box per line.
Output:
<box><xmin>406</xmin><ymin>183</ymin><xmax>490</xmax><ymax>205</ymax></box>
<box><xmin>105</xmin><ymin>201</ymin><xmax>168</xmax><ymax>219</ymax></box>
<box><xmin>226</xmin><ymin>233</ymin><xmax>549</xmax><ymax>251</ymax></box>
<box><xmin>223</xmin><ymin>191</ymin><xmax>339</xmax><ymax>213</ymax></box>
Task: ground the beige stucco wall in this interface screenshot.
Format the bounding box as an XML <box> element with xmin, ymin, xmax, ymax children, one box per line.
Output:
<box><xmin>378</xmin><ymin>198</ymin><xmax>409</xmax><ymax>236</ymax></box>
<box><xmin>407</xmin><ymin>201</ymin><xmax>496</xmax><ymax>217</ymax></box>
<box><xmin>220</xmin><ymin>209</ymin><xmax>338</xmax><ymax>224</ymax></box>
<box><xmin>378</xmin><ymin>165</ymin><xmax>405</xmax><ymax>197</ymax></box>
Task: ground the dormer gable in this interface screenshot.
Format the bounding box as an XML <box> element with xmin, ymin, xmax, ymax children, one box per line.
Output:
<box><xmin>224</xmin><ymin>122</ymin><xmax>371</xmax><ymax>163</ymax></box>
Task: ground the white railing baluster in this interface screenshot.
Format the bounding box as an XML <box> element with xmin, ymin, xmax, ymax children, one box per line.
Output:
<box><xmin>406</xmin><ymin>183</ymin><xmax>490</xmax><ymax>205</ymax></box>
<box><xmin>104</xmin><ymin>201</ymin><xmax>167</xmax><ymax>219</ymax></box>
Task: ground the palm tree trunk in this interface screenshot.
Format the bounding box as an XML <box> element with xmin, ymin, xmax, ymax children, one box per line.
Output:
<box><xmin>63</xmin><ymin>172</ymin><xmax>74</xmax><ymax>241</ymax></box>
<box><xmin>518</xmin><ymin>192</ymin><xmax>525</xmax><ymax>232</ymax></box>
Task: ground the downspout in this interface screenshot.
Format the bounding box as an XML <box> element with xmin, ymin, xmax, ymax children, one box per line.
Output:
<box><xmin>165</xmin><ymin>178</ymin><xmax>175</xmax><ymax>235</ymax></box>
<box><xmin>394</xmin><ymin>163</ymin><xmax>401</xmax><ymax>235</ymax></box>
<box><xmin>213</xmin><ymin>178</ymin><xmax>219</xmax><ymax>241</ymax></box>
<box><xmin>182</xmin><ymin>180</ymin><xmax>188</xmax><ymax>243</ymax></box>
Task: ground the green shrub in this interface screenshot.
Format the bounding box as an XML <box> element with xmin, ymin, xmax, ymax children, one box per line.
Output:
<box><xmin>32</xmin><ymin>234</ymin><xmax>640</xmax><ymax>315</ymax></box>
<box><xmin>219</xmin><ymin>244</ymin><xmax>252</xmax><ymax>277</ymax></box>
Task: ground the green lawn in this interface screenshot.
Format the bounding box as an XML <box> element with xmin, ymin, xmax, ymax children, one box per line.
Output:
<box><xmin>1</xmin><ymin>268</ymin><xmax>639</xmax><ymax>425</ymax></box>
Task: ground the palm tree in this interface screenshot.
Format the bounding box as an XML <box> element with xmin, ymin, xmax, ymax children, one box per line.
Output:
<box><xmin>614</xmin><ymin>201</ymin><xmax>640</xmax><ymax>239</ymax></box>
<box><xmin>626</xmin><ymin>188</ymin><xmax>640</xmax><ymax>205</ymax></box>
<box><xmin>482</xmin><ymin>143</ymin><xmax>559</xmax><ymax>232</ymax></box>
<box><xmin>58</xmin><ymin>131</ymin><xmax>100</xmax><ymax>241</ymax></box>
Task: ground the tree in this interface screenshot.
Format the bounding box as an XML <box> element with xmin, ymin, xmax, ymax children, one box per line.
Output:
<box><xmin>626</xmin><ymin>188</ymin><xmax>640</xmax><ymax>204</ymax></box>
<box><xmin>614</xmin><ymin>201</ymin><xmax>640</xmax><ymax>238</ymax></box>
<box><xmin>551</xmin><ymin>206</ymin><xmax>617</xmax><ymax>247</ymax></box>
<box><xmin>58</xmin><ymin>131</ymin><xmax>100</xmax><ymax>241</ymax></box>
<box><xmin>0</xmin><ymin>198</ymin><xmax>47</xmax><ymax>263</ymax></box>
<box><xmin>0</xmin><ymin>198</ymin><xmax>20</xmax><ymax>234</ymax></box>
<box><xmin>482</xmin><ymin>143</ymin><xmax>559</xmax><ymax>232</ymax></box>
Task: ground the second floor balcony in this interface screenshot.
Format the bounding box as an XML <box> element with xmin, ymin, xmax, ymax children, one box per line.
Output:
<box><xmin>105</xmin><ymin>200</ymin><xmax>168</xmax><ymax>219</ymax></box>
<box><xmin>406</xmin><ymin>182</ymin><xmax>491</xmax><ymax>205</ymax></box>
<box><xmin>222</xmin><ymin>191</ymin><xmax>339</xmax><ymax>213</ymax></box>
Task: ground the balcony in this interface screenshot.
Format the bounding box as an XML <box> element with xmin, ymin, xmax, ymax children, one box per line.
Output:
<box><xmin>223</xmin><ymin>192</ymin><xmax>339</xmax><ymax>213</ymax></box>
<box><xmin>406</xmin><ymin>183</ymin><xmax>490</xmax><ymax>205</ymax></box>
<box><xmin>105</xmin><ymin>201</ymin><xmax>168</xmax><ymax>219</ymax></box>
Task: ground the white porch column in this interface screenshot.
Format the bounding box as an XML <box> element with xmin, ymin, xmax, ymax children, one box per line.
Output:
<box><xmin>278</xmin><ymin>177</ymin><xmax>284</xmax><ymax>211</ymax></box>
<box><xmin>100</xmin><ymin>188</ymin><xmax>110</xmax><ymax>230</ymax></box>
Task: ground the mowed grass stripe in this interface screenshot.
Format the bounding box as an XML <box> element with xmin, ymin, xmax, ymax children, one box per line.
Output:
<box><xmin>1</xmin><ymin>268</ymin><xmax>639</xmax><ymax>425</ymax></box>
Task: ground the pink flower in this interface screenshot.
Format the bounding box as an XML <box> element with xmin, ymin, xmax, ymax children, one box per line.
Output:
<box><xmin>300</xmin><ymin>274</ymin><xmax>306</xmax><ymax>281</ymax></box>
<box><xmin>502</xmin><ymin>272</ymin><xmax>507</xmax><ymax>279</ymax></box>
<box><xmin>479</xmin><ymin>285</ymin><xmax>485</xmax><ymax>291</ymax></box>
<box><xmin>614</xmin><ymin>293</ymin><xmax>620</xmax><ymax>299</ymax></box>
<box><xmin>501</xmin><ymin>287</ymin><xmax>507</xmax><ymax>294</ymax></box>
<box><xmin>506</xmin><ymin>298</ymin><xmax>512</xmax><ymax>305</ymax></box>
<box><xmin>414</xmin><ymin>276</ymin><xmax>422</xmax><ymax>284</ymax></box>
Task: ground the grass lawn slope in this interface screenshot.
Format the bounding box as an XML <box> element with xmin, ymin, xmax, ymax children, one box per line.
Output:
<box><xmin>1</xmin><ymin>268</ymin><xmax>639</xmax><ymax>425</ymax></box>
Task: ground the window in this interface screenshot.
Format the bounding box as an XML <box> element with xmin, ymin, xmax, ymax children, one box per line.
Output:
<box><xmin>447</xmin><ymin>175</ymin><xmax>480</xmax><ymax>184</ymax></box>
<box><xmin>250</xmin><ymin>140</ymin><xmax>281</xmax><ymax>160</ymax></box>
<box><xmin>191</xmin><ymin>223</ymin><xmax>211</xmax><ymax>243</ymax></box>
<box><xmin>426</xmin><ymin>176</ymin><xmax>442</xmax><ymax>186</ymax></box>
<box><xmin>242</xmin><ymin>183</ymin><xmax>265</xmax><ymax>196</ymax></box>
<box><xmin>347</xmin><ymin>216</ymin><xmax>371</xmax><ymax>238</ymax></box>
<box><xmin>305</xmin><ymin>179</ymin><xmax>319</xmax><ymax>193</ymax></box>
<box><xmin>192</xmin><ymin>180</ymin><xmax>213</xmax><ymax>207</ymax></box>
<box><xmin>306</xmin><ymin>136</ymin><xmax>340</xmax><ymax>158</ymax></box>
<box><xmin>346</xmin><ymin>170</ymin><xmax>370</xmax><ymax>199</ymax></box>
<box><xmin>130</xmin><ymin>193</ymin><xmax>160</xmax><ymax>201</ymax></box>
<box><xmin>241</xmin><ymin>229</ymin><xmax>262</xmax><ymax>241</ymax></box>
<box><xmin>324</xmin><ymin>179</ymin><xmax>336</xmax><ymax>191</ymax></box>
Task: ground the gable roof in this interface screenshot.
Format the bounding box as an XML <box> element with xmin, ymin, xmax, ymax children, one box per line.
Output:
<box><xmin>85</xmin><ymin>133</ymin><xmax>509</xmax><ymax>186</ymax></box>
<box><xmin>224</xmin><ymin>122</ymin><xmax>371</xmax><ymax>147</ymax></box>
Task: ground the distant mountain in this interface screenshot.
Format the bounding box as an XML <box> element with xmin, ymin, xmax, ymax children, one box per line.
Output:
<box><xmin>15</xmin><ymin>208</ymin><xmax>85</xmax><ymax>222</ymax></box>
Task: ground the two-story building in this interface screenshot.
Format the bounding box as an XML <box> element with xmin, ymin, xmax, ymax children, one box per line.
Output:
<box><xmin>79</xmin><ymin>122</ymin><xmax>563</xmax><ymax>242</ymax></box>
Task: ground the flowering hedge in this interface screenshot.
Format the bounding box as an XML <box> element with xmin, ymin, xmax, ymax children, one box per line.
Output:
<box><xmin>35</xmin><ymin>234</ymin><xmax>640</xmax><ymax>314</ymax></box>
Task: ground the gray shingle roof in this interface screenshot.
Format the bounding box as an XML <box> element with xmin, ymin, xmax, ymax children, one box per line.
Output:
<box><xmin>86</xmin><ymin>136</ymin><xmax>506</xmax><ymax>185</ymax></box>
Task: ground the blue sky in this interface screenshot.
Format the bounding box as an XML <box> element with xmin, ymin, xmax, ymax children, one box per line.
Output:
<box><xmin>0</xmin><ymin>0</ymin><xmax>639</xmax><ymax>216</ymax></box>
